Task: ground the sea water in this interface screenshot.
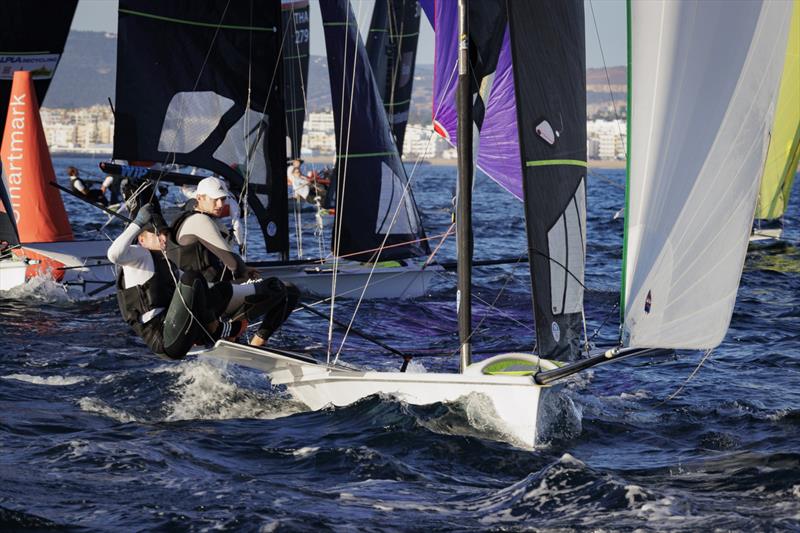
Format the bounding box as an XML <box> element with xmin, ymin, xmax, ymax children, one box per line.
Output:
<box><xmin>0</xmin><ymin>157</ymin><xmax>798</xmax><ymax>530</ymax></box>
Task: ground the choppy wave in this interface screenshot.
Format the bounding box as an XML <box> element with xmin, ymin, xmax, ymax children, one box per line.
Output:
<box><xmin>3</xmin><ymin>373</ymin><xmax>86</xmax><ymax>386</ymax></box>
<box><xmin>0</xmin><ymin>163</ymin><xmax>797</xmax><ymax>530</ymax></box>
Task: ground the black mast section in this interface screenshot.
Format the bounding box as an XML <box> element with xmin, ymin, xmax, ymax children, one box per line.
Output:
<box><xmin>457</xmin><ymin>0</ymin><xmax>473</xmax><ymax>372</ymax></box>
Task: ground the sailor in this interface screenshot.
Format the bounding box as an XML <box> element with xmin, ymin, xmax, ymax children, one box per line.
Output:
<box><xmin>68</xmin><ymin>166</ymin><xmax>107</xmax><ymax>206</ymax></box>
<box><xmin>290</xmin><ymin>167</ymin><xmax>311</xmax><ymax>203</ymax></box>
<box><xmin>100</xmin><ymin>174</ymin><xmax>124</xmax><ymax>204</ymax></box>
<box><xmin>180</xmin><ymin>180</ymin><xmax>245</xmax><ymax>255</ymax></box>
<box><xmin>169</xmin><ymin>176</ymin><xmax>299</xmax><ymax>346</ymax></box>
<box><xmin>107</xmin><ymin>204</ymin><xmax>246</xmax><ymax>359</ymax></box>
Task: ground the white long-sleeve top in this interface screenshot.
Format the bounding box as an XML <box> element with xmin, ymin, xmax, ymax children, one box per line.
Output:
<box><xmin>107</xmin><ymin>223</ymin><xmax>167</xmax><ymax>323</ymax></box>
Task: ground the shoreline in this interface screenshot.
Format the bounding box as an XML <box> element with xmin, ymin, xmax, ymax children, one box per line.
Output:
<box><xmin>301</xmin><ymin>154</ymin><xmax>628</xmax><ymax>170</ymax></box>
<box><xmin>51</xmin><ymin>150</ymin><xmax>628</xmax><ymax>170</ymax></box>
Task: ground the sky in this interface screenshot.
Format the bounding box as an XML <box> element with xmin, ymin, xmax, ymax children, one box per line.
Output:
<box><xmin>71</xmin><ymin>0</ymin><xmax>627</xmax><ymax>68</ymax></box>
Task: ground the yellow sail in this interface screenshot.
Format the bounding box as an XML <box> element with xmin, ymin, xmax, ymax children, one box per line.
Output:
<box><xmin>755</xmin><ymin>0</ymin><xmax>800</xmax><ymax>221</ymax></box>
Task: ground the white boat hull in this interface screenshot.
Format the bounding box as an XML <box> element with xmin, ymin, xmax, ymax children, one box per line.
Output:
<box><xmin>0</xmin><ymin>258</ymin><xmax>28</xmax><ymax>291</ymax></box>
<box><xmin>257</xmin><ymin>262</ymin><xmax>442</xmax><ymax>300</ymax></box>
<box><xmin>1</xmin><ymin>240</ymin><xmax>116</xmax><ymax>297</ymax></box>
<box><xmin>749</xmin><ymin>227</ymin><xmax>783</xmax><ymax>243</ymax></box>
<box><xmin>197</xmin><ymin>341</ymin><xmax>558</xmax><ymax>447</ymax></box>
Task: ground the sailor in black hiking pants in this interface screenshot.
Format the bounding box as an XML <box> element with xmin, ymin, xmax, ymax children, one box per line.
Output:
<box><xmin>108</xmin><ymin>205</ymin><xmax>248</xmax><ymax>359</ymax></box>
<box><xmin>167</xmin><ymin>176</ymin><xmax>298</xmax><ymax>347</ymax></box>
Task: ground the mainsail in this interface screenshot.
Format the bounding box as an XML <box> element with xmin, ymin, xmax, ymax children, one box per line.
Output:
<box><xmin>507</xmin><ymin>0</ymin><xmax>587</xmax><ymax>361</ymax></box>
<box><xmin>282</xmin><ymin>0</ymin><xmax>310</xmax><ymax>161</ymax></box>
<box><xmin>754</xmin><ymin>0</ymin><xmax>800</xmax><ymax>223</ymax></box>
<box><xmin>320</xmin><ymin>0</ymin><xmax>429</xmax><ymax>262</ymax></box>
<box><xmin>366</xmin><ymin>0</ymin><xmax>421</xmax><ymax>155</ymax></box>
<box><xmin>622</xmin><ymin>0</ymin><xmax>792</xmax><ymax>349</ymax></box>
<box><xmin>114</xmin><ymin>0</ymin><xmax>289</xmax><ymax>253</ymax></box>
<box><xmin>0</xmin><ymin>0</ymin><xmax>78</xmax><ymax>140</ymax></box>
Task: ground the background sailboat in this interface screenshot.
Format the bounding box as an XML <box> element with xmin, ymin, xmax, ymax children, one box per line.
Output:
<box><xmin>106</xmin><ymin>0</ymin><xmax>438</xmax><ymax>300</ymax></box>
<box><xmin>751</xmin><ymin>0</ymin><xmax>800</xmax><ymax>244</ymax></box>
<box><xmin>0</xmin><ymin>71</ymin><xmax>115</xmax><ymax>296</ymax></box>
<box><xmin>366</xmin><ymin>0</ymin><xmax>421</xmax><ymax>156</ymax></box>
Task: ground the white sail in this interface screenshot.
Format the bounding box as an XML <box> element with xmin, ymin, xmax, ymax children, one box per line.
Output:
<box><xmin>622</xmin><ymin>0</ymin><xmax>792</xmax><ymax>349</ymax></box>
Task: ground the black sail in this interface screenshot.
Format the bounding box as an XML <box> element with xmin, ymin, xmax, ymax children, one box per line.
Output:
<box><xmin>320</xmin><ymin>0</ymin><xmax>429</xmax><ymax>262</ymax></box>
<box><xmin>114</xmin><ymin>1</ymin><xmax>288</xmax><ymax>254</ymax></box>
<box><xmin>0</xmin><ymin>0</ymin><xmax>78</xmax><ymax>140</ymax></box>
<box><xmin>507</xmin><ymin>0</ymin><xmax>587</xmax><ymax>361</ymax></box>
<box><xmin>282</xmin><ymin>0</ymin><xmax>310</xmax><ymax>160</ymax></box>
<box><xmin>366</xmin><ymin>0</ymin><xmax>421</xmax><ymax>155</ymax></box>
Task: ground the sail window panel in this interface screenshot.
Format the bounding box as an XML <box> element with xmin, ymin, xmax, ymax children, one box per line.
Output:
<box><xmin>563</xmin><ymin>179</ymin><xmax>586</xmax><ymax>315</ymax></box>
<box><xmin>213</xmin><ymin>108</ymin><xmax>270</xmax><ymax>206</ymax></box>
<box><xmin>548</xmin><ymin>215</ymin><xmax>568</xmax><ymax>315</ymax></box>
<box><xmin>623</xmin><ymin>0</ymin><xmax>793</xmax><ymax>349</ymax></box>
<box><xmin>547</xmin><ymin>180</ymin><xmax>585</xmax><ymax>317</ymax></box>
<box><xmin>158</xmin><ymin>91</ymin><xmax>234</xmax><ymax>154</ymax></box>
<box><xmin>375</xmin><ymin>161</ymin><xmax>419</xmax><ymax>235</ymax></box>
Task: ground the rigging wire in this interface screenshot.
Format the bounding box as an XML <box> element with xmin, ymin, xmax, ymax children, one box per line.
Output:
<box><xmin>330</xmin><ymin>58</ymin><xmax>460</xmax><ymax>366</ymax></box>
<box><xmin>658</xmin><ymin>348</ymin><xmax>714</xmax><ymax>405</ymax></box>
<box><xmin>588</xmin><ymin>0</ymin><xmax>627</xmax><ymax>152</ymax></box>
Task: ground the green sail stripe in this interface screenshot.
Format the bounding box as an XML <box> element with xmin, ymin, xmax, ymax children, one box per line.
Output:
<box><xmin>285</xmin><ymin>107</ymin><xmax>305</xmax><ymax>113</ymax></box>
<box><xmin>525</xmin><ymin>159</ymin><xmax>587</xmax><ymax>168</ymax></box>
<box><xmin>0</xmin><ymin>51</ymin><xmax>52</xmax><ymax>55</ymax></box>
<box><xmin>336</xmin><ymin>151</ymin><xmax>395</xmax><ymax>159</ymax></box>
<box><xmin>621</xmin><ymin>0</ymin><xmax>633</xmax><ymax>323</ymax></box>
<box><xmin>384</xmin><ymin>99</ymin><xmax>411</xmax><ymax>107</ymax></box>
<box><xmin>368</xmin><ymin>29</ymin><xmax>420</xmax><ymax>38</ymax></box>
<box><xmin>119</xmin><ymin>8</ymin><xmax>276</xmax><ymax>32</ymax></box>
<box><xmin>283</xmin><ymin>54</ymin><xmax>308</xmax><ymax>60</ymax></box>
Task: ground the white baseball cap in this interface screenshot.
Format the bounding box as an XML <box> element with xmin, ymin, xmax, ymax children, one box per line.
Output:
<box><xmin>196</xmin><ymin>176</ymin><xmax>229</xmax><ymax>199</ymax></box>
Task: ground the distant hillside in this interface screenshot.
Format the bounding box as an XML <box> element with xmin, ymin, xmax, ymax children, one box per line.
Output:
<box><xmin>45</xmin><ymin>31</ymin><xmax>626</xmax><ymax>119</ymax></box>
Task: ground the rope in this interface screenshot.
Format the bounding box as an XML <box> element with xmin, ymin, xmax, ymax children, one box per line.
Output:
<box><xmin>658</xmin><ymin>348</ymin><xmax>714</xmax><ymax>404</ymax></box>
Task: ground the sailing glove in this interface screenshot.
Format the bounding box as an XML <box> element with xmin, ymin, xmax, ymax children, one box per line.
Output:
<box><xmin>133</xmin><ymin>204</ymin><xmax>154</xmax><ymax>228</ymax></box>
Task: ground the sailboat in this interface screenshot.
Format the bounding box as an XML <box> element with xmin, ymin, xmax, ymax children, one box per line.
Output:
<box><xmin>366</xmin><ymin>0</ymin><xmax>421</xmax><ymax>156</ymax></box>
<box><xmin>751</xmin><ymin>0</ymin><xmax>800</xmax><ymax>245</ymax></box>
<box><xmin>104</xmin><ymin>0</ymin><xmax>440</xmax><ymax>300</ymax></box>
<box><xmin>0</xmin><ymin>70</ymin><xmax>116</xmax><ymax>296</ymax></box>
<box><xmin>198</xmin><ymin>0</ymin><xmax>792</xmax><ymax>448</ymax></box>
<box><xmin>0</xmin><ymin>0</ymin><xmax>113</xmax><ymax>296</ymax></box>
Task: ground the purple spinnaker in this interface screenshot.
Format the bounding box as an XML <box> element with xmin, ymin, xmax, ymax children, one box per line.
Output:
<box><xmin>431</xmin><ymin>1</ymin><xmax>523</xmax><ymax>200</ymax></box>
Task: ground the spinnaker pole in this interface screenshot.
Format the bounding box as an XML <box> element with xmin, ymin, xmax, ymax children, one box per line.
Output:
<box><xmin>457</xmin><ymin>0</ymin><xmax>473</xmax><ymax>372</ymax></box>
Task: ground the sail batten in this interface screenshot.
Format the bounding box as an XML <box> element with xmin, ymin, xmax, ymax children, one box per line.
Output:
<box><xmin>622</xmin><ymin>0</ymin><xmax>793</xmax><ymax>350</ymax></box>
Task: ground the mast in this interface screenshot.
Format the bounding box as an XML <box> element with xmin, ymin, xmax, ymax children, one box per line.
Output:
<box><xmin>456</xmin><ymin>0</ymin><xmax>472</xmax><ymax>372</ymax></box>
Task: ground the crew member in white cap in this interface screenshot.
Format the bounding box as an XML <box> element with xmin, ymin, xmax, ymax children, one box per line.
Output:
<box><xmin>167</xmin><ymin>176</ymin><xmax>299</xmax><ymax>347</ymax></box>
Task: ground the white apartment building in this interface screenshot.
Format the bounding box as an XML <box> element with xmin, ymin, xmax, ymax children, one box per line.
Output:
<box><xmin>305</xmin><ymin>111</ymin><xmax>335</xmax><ymax>133</ymax></box>
<box><xmin>587</xmin><ymin>119</ymin><xmax>626</xmax><ymax>159</ymax></box>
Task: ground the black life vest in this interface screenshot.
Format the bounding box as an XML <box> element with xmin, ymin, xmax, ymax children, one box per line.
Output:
<box><xmin>116</xmin><ymin>251</ymin><xmax>176</xmax><ymax>345</ymax></box>
<box><xmin>70</xmin><ymin>177</ymin><xmax>86</xmax><ymax>195</ymax></box>
<box><xmin>167</xmin><ymin>209</ymin><xmax>227</xmax><ymax>283</ymax></box>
